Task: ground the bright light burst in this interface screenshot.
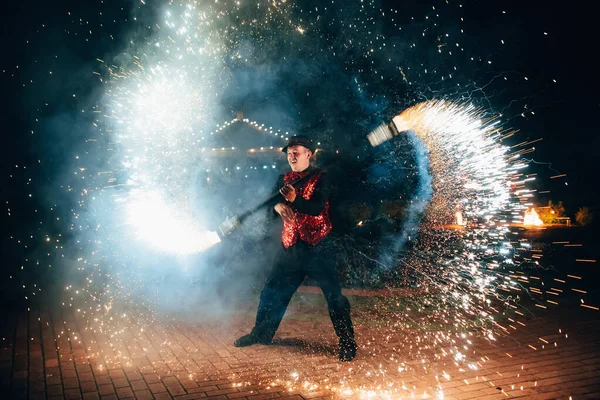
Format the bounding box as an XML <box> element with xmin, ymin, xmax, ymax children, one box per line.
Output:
<box><xmin>124</xmin><ymin>189</ymin><xmax>220</xmax><ymax>254</ymax></box>
<box><xmin>366</xmin><ymin>100</ymin><xmax>548</xmax><ymax>365</ymax></box>
<box><xmin>96</xmin><ymin>0</ymin><xmax>307</xmax><ymax>254</ymax></box>
<box><xmin>99</xmin><ymin>2</ymin><xmax>227</xmax><ymax>253</ymax></box>
<box><xmin>384</xmin><ymin>100</ymin><xmax>513</xmax><ymax>226</ymax></box>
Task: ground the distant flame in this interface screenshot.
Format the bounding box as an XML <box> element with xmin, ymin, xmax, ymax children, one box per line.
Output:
<box><xmin>455</xmin><ymin>211</ymin><xmax>466</xmax><ymax>226</ymax></box>
<box><xmin>523</xmin><ymin>208</ymin><xmax>544</xmax><ymax>226</ymax></box>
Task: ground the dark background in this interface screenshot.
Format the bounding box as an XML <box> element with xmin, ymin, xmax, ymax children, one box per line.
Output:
<box><xmin>1</xmin><ymin>0</ymin><xmax>598</xmax><ymax>304</ymax></box>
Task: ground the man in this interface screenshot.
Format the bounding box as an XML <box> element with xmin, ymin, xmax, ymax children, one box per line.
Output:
<box><xmin>234</xmin><ymin>135</ymin><xmax>357</xmax><ymax>362</ymax></box>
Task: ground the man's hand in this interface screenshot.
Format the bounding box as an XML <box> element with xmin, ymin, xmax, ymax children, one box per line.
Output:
<box><xmin>274</xmin><ymin>203</ymin><xmax>295</xmax><ymax>221</ymax></box>
<box><xmin>279</xmin><ymin>184</ymin><xmax>297</xmax><ymax>202</ymax></box>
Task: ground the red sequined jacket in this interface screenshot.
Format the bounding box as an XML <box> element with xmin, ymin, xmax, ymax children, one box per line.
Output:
<box><xmin>275</xmin><ymin>167</ymin><xmax>332</xmax><ymax>248</ymax></box>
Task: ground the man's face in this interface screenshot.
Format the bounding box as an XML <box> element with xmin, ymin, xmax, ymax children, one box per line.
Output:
<box><xmin>287</xmin><ymin>145</ymin><xmax>311</xmax><ymax>172</ymax></box>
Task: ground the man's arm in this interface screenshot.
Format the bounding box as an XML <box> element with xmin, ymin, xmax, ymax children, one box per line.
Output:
<box><xmin>291</xmin><ymin>172</ymin><xmax>330</xmax><ymax>216</ymax></box>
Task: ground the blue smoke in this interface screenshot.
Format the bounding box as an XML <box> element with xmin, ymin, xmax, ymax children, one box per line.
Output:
<box><xmin>378</xmin><ymin>130</ymin><xmax>433</xmax><ymax>268</ymax></box>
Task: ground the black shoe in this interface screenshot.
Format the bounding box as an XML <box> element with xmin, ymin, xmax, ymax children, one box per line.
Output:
<box><xmin>339</xmin><ymin>339</ymin><xmax>357</xmax><ymax>362</ymax></box>
<box><xmin>233</xmin><ymin>333</ymin><xmax>270</xmax><ymax>347</ymax></box>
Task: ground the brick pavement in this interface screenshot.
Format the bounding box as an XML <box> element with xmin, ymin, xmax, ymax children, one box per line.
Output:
<box><xmin>1</xmin><ymin>287</ymin><xmax>599</xmax><ymax>400</ymax></box>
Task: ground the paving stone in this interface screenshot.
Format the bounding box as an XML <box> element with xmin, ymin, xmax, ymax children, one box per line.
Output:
<box><xmin>1</xmin><ymin>297</ymin><xmax>598</xmax><ymax>400</ymax></box>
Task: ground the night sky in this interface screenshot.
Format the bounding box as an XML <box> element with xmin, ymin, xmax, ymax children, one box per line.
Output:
<box><xmin>2</xmin><ymin>1</ymin><xmax>597</xmax><ymax>204</ymax></box>
<box><xmin>1</xmin><ymin>0</ymin><xmax>598</xmax><ymax>301</ymax></box>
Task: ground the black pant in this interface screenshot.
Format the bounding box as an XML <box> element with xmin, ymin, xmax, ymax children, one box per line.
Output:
<box><xmin>250</xmin><ymin>240</ymin><xmax>355</xmax><ymax>343</ymax></box>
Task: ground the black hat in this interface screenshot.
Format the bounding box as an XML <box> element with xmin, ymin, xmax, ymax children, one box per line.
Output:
<box><xmin>281</xmin><ymin>135</ymin><xmax>315</xmax><ymax>153</ymax></box>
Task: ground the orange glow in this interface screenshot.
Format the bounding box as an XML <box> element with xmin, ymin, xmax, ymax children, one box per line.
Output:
<box><xmin>524</xmin><ymin>208</ymin><xmax>544</xmax><ymax>226</ymax></box>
